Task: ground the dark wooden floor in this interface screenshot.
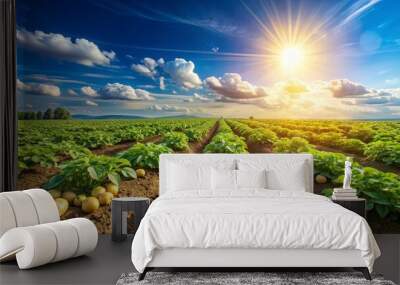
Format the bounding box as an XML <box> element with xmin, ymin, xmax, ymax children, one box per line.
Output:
<box><xmin>0</xmin><ymin>235</ymin><xmax>399</xmax><ymax>285</ymax></box>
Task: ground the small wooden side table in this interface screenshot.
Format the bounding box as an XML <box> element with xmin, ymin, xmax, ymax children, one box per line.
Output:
<box><xmin>332</xmin><ymin>197</ymin><xmax>366</xmax><ymax>218</ymax></box>
<box><xmin>111</xmin><ymin>197</ymin><xmax>150</xmax><ymax>242</ymax></box>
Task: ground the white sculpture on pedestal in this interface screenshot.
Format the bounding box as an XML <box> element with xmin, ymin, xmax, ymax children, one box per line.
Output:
<box><xmin>343</xmin><ymin>157</ymin><xmax>352</xmax><ymax>189</ymax></box>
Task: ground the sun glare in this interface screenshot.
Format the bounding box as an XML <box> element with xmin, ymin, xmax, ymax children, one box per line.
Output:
<box><xmin>242</xmin><ymin>1</ymin><xmax>333</xmax><ymax>80</ymax></box>
<box><xmin>281</xmin><ymin>46</ymin><xmax>305</xmax><ymax>72</ymax></box>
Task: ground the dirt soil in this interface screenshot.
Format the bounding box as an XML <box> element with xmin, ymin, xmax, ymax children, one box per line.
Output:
<box><xmin>229</xmin><ymin>126</ymin><xmax>273</xmax><ymax>154</ymax></box>
<box><xmin>246</xmin><ymin>141</ymin><xmax>273</xmax><ymax>153</ymax></box>
<box><xmin>16</xmin><ymin>166</ymin><xmax>59</xmax><ymax>190</ymax></box>
<box><xmin>189</xmin><ymin>121</ymin><xmax>219</xmax><ymax>153</ymax></box>
<box><xmin>119</xmin><ymin>169</ymin><xmax>159</xmax><ymax>199</ymax></box>
<box><xmin>92</xmin><ymin>135</ymin><xmax>161</xmax><ymax>156</ymax></box>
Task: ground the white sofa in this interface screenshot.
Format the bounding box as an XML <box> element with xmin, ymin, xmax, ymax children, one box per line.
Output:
<box><xmin>0</xmin><ymin>189</ymin><xmax>98</xmax><ymax>269</ymax></box>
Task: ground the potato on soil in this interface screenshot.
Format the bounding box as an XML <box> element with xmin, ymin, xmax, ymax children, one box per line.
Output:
<box><xmin>136</xmin><ymin>169</ymin><xmax>146</xmax><ymax>178</ymax></box>
<box><xmin>55</xmin><ymin>198</ymin><xmax>69</xmax><ymax>216</ymax></box>
<box><xmin>91</xmin><ymin>186</ymin><xmax>106</xmax><ymax>197</ymax></box>
<box><xmin>98</xmin><ymin>192</ymin><xmax>113</xmax><ymax>205</ymax></box>
<box><xmin>105</xmin><ymin>183</ymin><xmax>119</xmax><ymax>196</ymax></box>
<box><xmin>82</xmin><ymin>197</ymin><xmax>100</xmax><ymax>213</ymax></box>
<box><xmin>73</xmin><ymin>194</ymin><xmax>87</xmax><ymax>207</ymax></box>
<box><xmin>62</xmin><ymin>191</ymin><xmax>76</xmax><ymax>203</ymax></box>
<box><xmin>315</xmin><ymin>175</ymin><xmax>328</xmax><ymax>184</ymax></box>
<box><xmin>49</xmin><ymin>189</ymin><xmax>61</xmax><ymax>199</ymax></box>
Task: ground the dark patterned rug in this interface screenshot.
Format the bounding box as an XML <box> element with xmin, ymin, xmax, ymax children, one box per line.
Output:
<box><xmin>116</xmin><ymin>271</ymin><xmax>395</xmax><ymax>285</ymax></box>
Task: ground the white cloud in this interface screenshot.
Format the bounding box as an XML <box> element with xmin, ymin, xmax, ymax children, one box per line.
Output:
<box><xmin>17</xmin><ymin>79</ymin><xmax>60</xmax><ymax>97</ymax></box>
<box><xmin>131</xmin><ymin>57</ymin><xmax>164</xmax><ymax>78</ymax></box>
<box><xmin>81</xmin><ymin>86</ymin><xmax>98</xmax><ymax>97</ymax></box>
<box><xmin>356</xmin><ymin>96</ymin><xmax>391</xmax><ymax>104</ymax></box>
<box><xmin>85</xmin><ymin>99</ymin><xmax>98</xmax><ymax>106</ymax></box>
<box><xmin>204</xmin><ymin>73</ymin><xmax>268</xmax><ymax>99</ymax></box>
<box><xmin>385</xmin><ymin>78</ymin><xmax>399</xmax><ymax>85</ymax></box>
<box><xmin>136</xmin><ymin>84</ymin><xmax>156</xmax><ymax>89</ymax></box>
<box><xmin>193</xmin><ymin>93</ymin><xmax>210</xmax><ymax>101</ymax></box>
<box><xmin>25</xmin><ymin>74</ymin><xmax>87</xmax><ymax>85</ymax></box>
<box><xmin>17</xmin><ymin>29</ymin><xmax>115</xmax><ymax>66</ymax></box>
<box><xmin>148</xmin><ymin>104</ymin><xmax>190</xmax><ymax>113</ymax></box>
<box><xmin>131</xmin><ymin>64</ymin><xmax>155</xmax><ymax>78</ymax></box>
<box><xmin>328</xmin><ymin>79</ymin><xmax>370</xmax><ymax>97</ymax></box>
<box><xmin>159</xmin><ymin>76</ymin><xmax>165</xmax><ymax>90</ymax></box>
<box><xmin>276</xmin><ymin>79</ymin><xmax>309</xmax><ymax>94</ymax></box>
<box><xmin>157</xmin><ymin>58</ymin><xmax>165</xmax><ymax>66</ymax></box>
<box><xmin>163</xmin><ymin>58</ymin><xmax>202</xmax><ymax>89</ymax></box>
<box><xmin>98</xmin><ymin>83</ymin><xmax>154</xmax><ymax>101</ymax></box>
<box><xmin>182</xmin><ymin>97</ymin><xmax>194</xmax><ymax>103</ymax></box>
<box><xmin>342</xmin><ymin>0</ymin><xmax>382</xmax><ymax>26</ymax></box>
<box><xmin>67</xmin><ymin>89</ymin><xmax>78</xmax><ymax>96</ymax></box>
<box><xmin>82</xmin><ymin>73</ymin><xmax>113</xmax><ymax>79</ymax></box>
<box><xmin>211</xmin><ymin>47</ymin><xmax>219</xmax><ymax>53</ymax></box>
<box><xmin>80</xmin><ymin>83</ymin><xmax>155</xmax><ymax>101</ymax></box>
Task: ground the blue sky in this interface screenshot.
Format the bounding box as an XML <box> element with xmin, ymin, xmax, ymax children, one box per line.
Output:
<box><xmin>16</xmin><ymin>0</ymin><xmax>400</xmax><ymax>119</ymax></box>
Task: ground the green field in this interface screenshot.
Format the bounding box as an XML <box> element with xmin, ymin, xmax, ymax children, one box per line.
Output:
<box><xmin>17</xmin><ymin>118</ymin><xmax>400</xmax><ymax>233</ymax></box>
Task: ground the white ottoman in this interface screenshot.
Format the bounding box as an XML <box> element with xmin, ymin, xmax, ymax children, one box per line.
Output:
<box><xmin>0</xmin><ymin>189</ymin><xmax>98</xmax><ymax>269</ymax></box>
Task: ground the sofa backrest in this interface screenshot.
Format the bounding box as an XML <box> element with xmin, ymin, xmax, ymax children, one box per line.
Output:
<box><xmin>159</xmin><ymin>154</ymin><xmax>313</xmax><ymax>196</ymax></box>
<box><xmin>0</xmin><ymin>189</ymin><xmax>59</xmax><ymax>237</ymax></box>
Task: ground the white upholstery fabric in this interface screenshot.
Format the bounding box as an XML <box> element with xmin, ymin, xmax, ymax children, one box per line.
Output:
<box><xmin>0</xmin><ymin>189</ymin><xmax>98</xmax><ymax>269</ymax></box>
<box><xmin>65</xmin><ymin>218</ymin><xmax>98</xmax><ymax>257</ymax></box>
<box><xmin>24</xmin><ymin>188</ymin><xmax>59</xmax><ymax>224</ymax></box>
<box><xmin>0</xmin><ymin>196</ymin><xmax>17</xmax><ymax>237</ymax></box>
<box><xmin>1</xmin><ymin>191</ymin><xmax>40</xmax><ymax>227</ymax></box>
<box><xmin>42</xmin><ymin>221</ymin><xmax>79</xmax><ymax>262</ymax></box>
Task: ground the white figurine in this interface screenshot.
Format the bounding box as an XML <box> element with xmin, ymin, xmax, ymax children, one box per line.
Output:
<box><xmin>343</xmin><ymin>157</ymin><xmax>352</xmax><ymax>189</ymax></box>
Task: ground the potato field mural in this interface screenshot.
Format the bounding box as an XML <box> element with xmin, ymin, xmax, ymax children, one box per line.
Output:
<box><xmin>16</xmin><ymin>0</ymin><xmax>400</xmax><ymax>233</ymax></box>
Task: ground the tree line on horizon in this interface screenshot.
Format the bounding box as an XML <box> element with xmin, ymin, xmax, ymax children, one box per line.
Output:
<box><xmin>18</xmin><ymin>107</ymin><xmax>71</xmax><ymax>120</ymax></box>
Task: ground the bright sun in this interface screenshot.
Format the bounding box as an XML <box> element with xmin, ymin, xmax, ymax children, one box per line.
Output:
<box><xmin>281</xmin><ymin>46</ymin><xmax>305</xmax><ymax>73</ymax></box>
<box><xmin>243</xmin><ymin>1</ymin><xmax>332</xmax><ymax>80</ymax></box>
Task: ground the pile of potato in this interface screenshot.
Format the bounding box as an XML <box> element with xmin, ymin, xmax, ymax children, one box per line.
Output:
<box><xmin>48</xmin><ymin>169</ymin><xmax>146</xmax><ymax>217</ymax></box>
<box><xmin>49</xmin><ymin>183</ymin><xmax>120</xmax><ymax>216</ymax></box>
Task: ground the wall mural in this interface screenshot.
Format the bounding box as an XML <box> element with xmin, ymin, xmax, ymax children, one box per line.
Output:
<box><xmin>16</xmin><ymin>0</ymin><xmax>400</xmax><ymax>234</ymax></box>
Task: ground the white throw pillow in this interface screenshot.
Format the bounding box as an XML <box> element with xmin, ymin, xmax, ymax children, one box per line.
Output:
<box><xmin>212</xmin><ymin>168</ymin><xmax>237</xmax><ymax>191</ymax></box>
<box><xmin>265</xmin><ymin>162</ymin><xmax>306</xmax><ymax>191</ymax></box>
<box><xmin>236</xmin><ymin>169</ymin><xmax>267</xmax><ymax>189</ymax></box>
<box><xmin>237</xmin><ymin>159</ymin><xmax>307</xmax><ymax>191</ymax></box>
<box><xmin>167</xmin><ymin>162</ymin><xmax>212</xmax><ymax>192</ymax></box>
